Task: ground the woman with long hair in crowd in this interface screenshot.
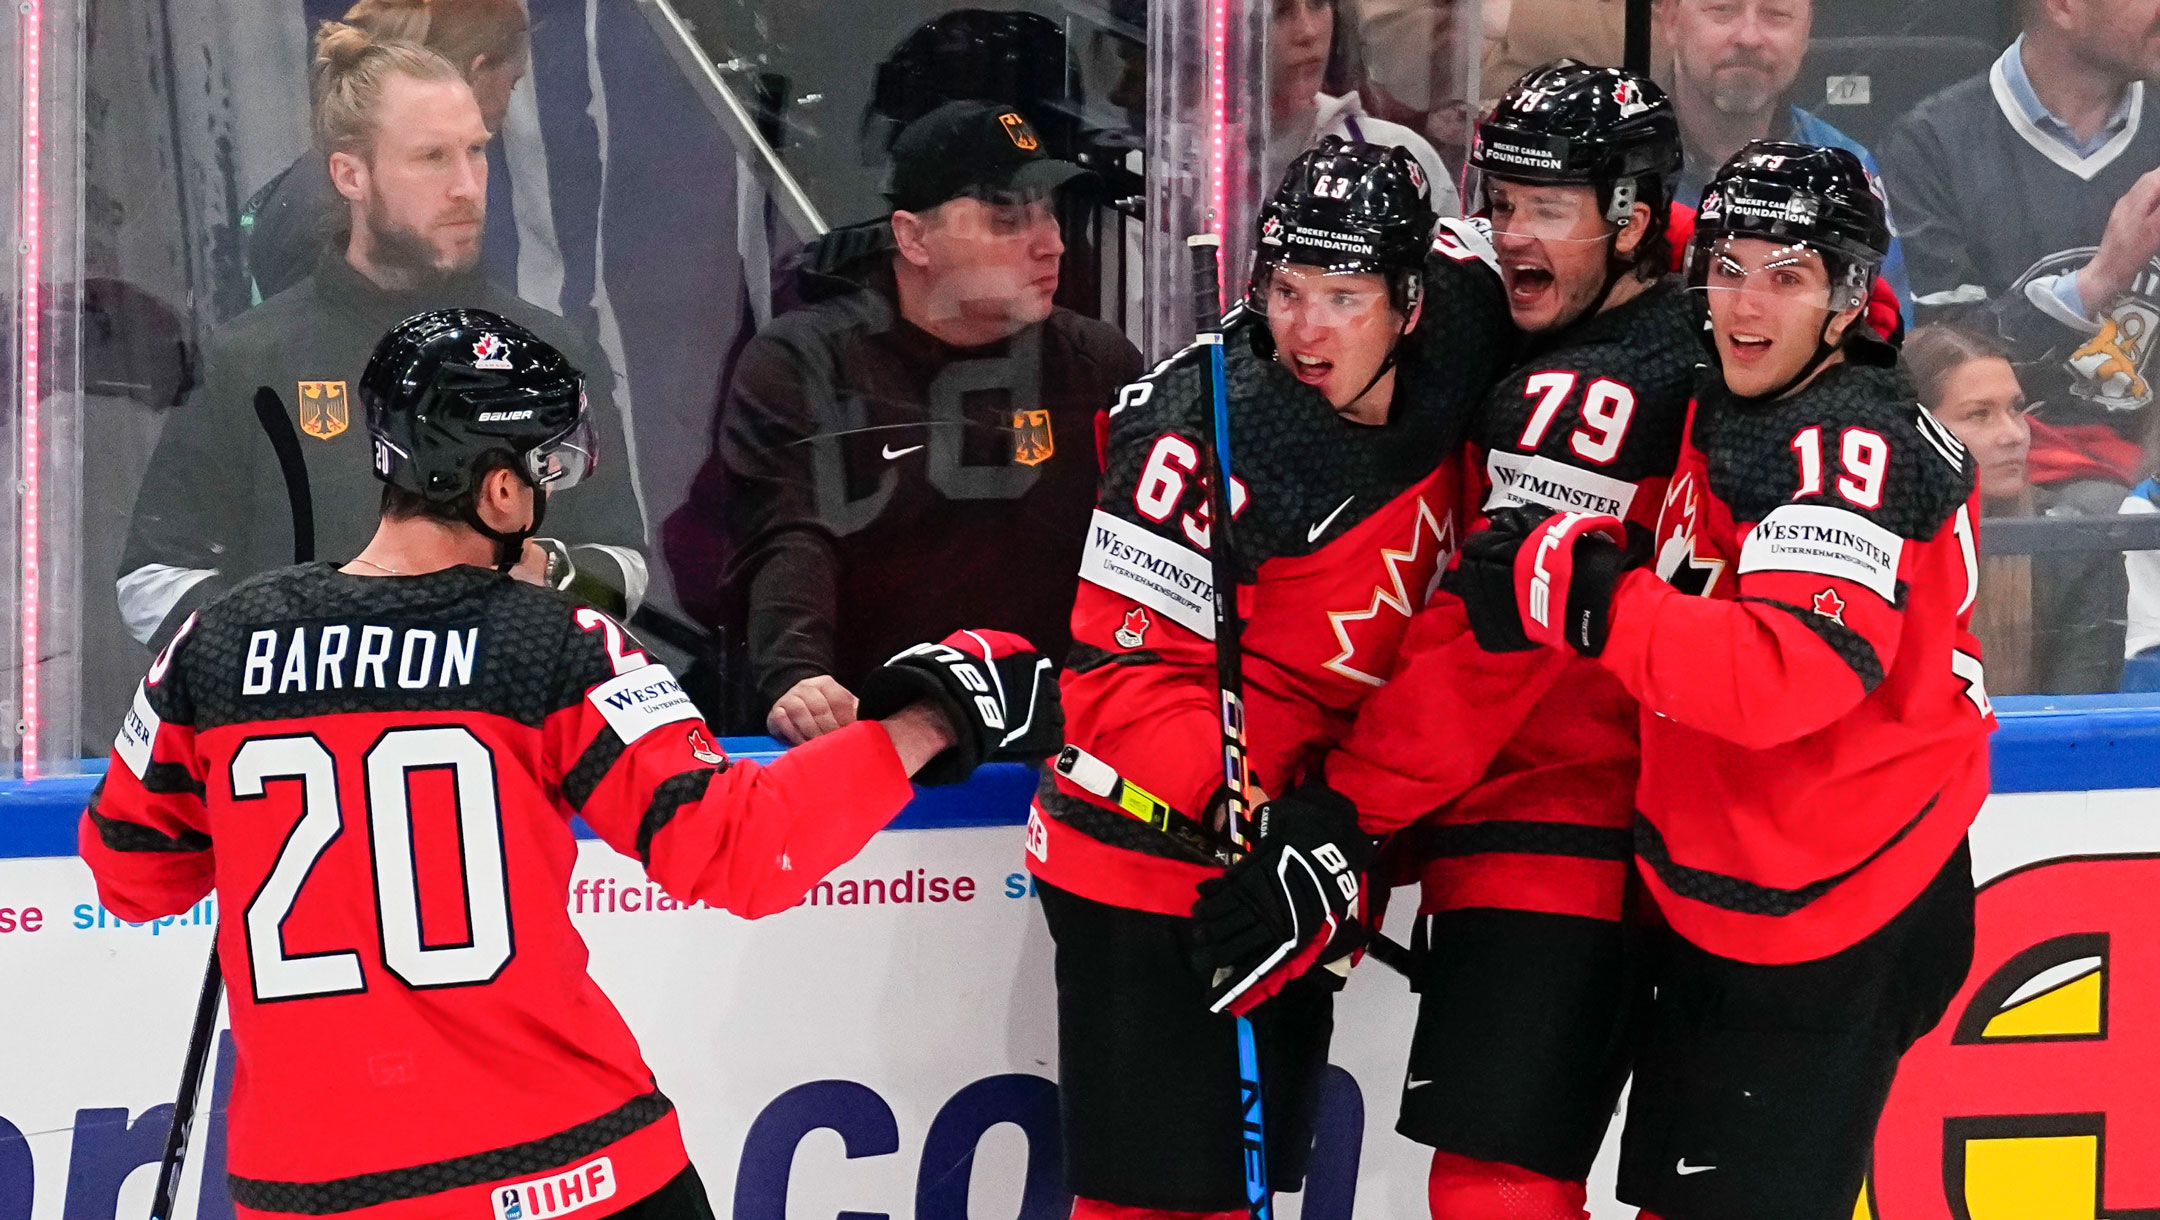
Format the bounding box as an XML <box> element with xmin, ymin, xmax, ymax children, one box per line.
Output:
<box><xmin>1905</xmin><ymin>322</ymin><xmax>2035</xmax><ymax>694</ymax></box>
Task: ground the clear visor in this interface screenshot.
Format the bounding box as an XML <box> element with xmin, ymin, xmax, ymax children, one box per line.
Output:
<box><xmin>525</xmin><ymin>413</ymin><xmax>597</xmax><ymax>491</ymax></box>
<box><xmin>1689</xmin><ymin>234</ymin><xmax>1865</xmax><ymax>313</ymax></box>
<box><xmin>1252</xmin><ymin>263</ymin><xmax>1396</xmax><ymax>328</ymax></box>
<box><xmin>1486</xmin><ymin>181</ymin><xmax>1613</xmax><ymax>246</ymax></box>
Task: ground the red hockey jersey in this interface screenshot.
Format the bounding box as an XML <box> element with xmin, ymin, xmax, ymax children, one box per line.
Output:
<box><xmin>1026</xmin><ymin>222</ymin><xmax>1514</xmax><ymax>915</ymax></box>
<box><xmin>1600</xmin><ymin>358</ymin><xmax>1993</xmax><ymax>963</ymax></box>
<box><xmin>80</xmin><ymin>564</ymin><xmax>917</xmax><ymax>1220</ymax></box>
<box><xmin>1325</xmin><ymin>280</ymin><xmax>1700</xmax><ymax>921</ymax></box>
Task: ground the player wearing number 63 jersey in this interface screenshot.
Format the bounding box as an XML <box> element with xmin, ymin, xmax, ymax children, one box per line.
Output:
<box><xmin>1454</xmin><ymin>144</ymin><xmax>1989</xmax><ymax>1220</ymax></box>
<box><xmin>1024</xmin><ymin>140</ymin><xmax>1512</xmax><ymax>1219</ymax></box>
<box><xmin>78</xmin><ymin>311</ymin><xmax>1059</xmax><ymax>1220</ymax></box>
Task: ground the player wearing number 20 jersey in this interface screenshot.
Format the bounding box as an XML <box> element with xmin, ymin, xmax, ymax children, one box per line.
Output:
<box><xmin>81</xmin><ymin>568</ymin><xmax>927</xmax><ymax>1220</ymax></box>
<box><xmin>77</xmin><ymin>310</ymin><xmax>1060</xmax><ymax>1220</ymax></box>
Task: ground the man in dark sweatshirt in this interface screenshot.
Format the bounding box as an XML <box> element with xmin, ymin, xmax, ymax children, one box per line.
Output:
<box><xmin>664</xmin><ymin>101</ymin><xmax>1142</xmax><ymax>740</ymax></box>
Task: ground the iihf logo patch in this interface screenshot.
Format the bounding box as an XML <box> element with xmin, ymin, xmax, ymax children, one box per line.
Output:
<box><xmin>472</xmin><ymin>333</ymin><xmax>513</xmax><ymax>370</ymax></box>
<box><xmin>500</xmin><ymin>1189</ymin><xmax>523</xmax><ymax>1220</ymax></box>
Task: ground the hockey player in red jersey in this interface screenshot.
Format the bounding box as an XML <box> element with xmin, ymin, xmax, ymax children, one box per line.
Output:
<box><xmin>79</xmin><ymin>309</ymin><xmax>1061</xmax><ymax>1220</ymax></box>
<box><xmin>1308</xmin><ymin>62</ymin><xmax>1703</xmax><ymax>1219</ymax></box>
<box><xmin>1450</xmin><ymin>144</ymin><xmax>1989</xmax><ymax>1220</ymax></box>
<box><xmin>1023</xmin><ymin>139</ymin><xmax>1513</xmax><ymax>1219</ymax></box>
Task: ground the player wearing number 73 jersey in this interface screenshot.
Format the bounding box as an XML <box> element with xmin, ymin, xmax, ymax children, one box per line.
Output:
<box><xmin>78</xmin><ymin>311</ymin><xmax>1060</xmax><ymax>1220</ymax></box>
<box><xmin>1453</xmin><ymin>145</ymin><xmax>1989</xmax><ymax>1220</ymax></box>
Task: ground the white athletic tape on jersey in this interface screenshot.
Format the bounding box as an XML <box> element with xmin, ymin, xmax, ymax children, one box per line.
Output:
<box><xmin>1484</xmin><ymin>450</ymin><xmax>1638</xmax><ymax>521</ymax></box>
<box><xmin>1078</xmin><ymin>510</ymin><xmax>1218</xmax><ymax>640</ymax></box>
<box><xmin>587</xmin><ymin>662</ymin><xmax>699</xmax><ymax>745</ymax></box>
<box><xmin>1738</xmin><ymin>503</ymin><xmax>1903</xmax><ymax>601</ymax></box>
<box><xmin>114</xmin><ymin>683</ymin><xmax>161</xmax><ymax>780</ymax></box>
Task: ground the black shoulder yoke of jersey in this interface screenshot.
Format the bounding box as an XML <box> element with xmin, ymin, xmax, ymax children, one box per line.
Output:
<box><xmin>1694</xmin><ymin>359</ymin><xmax>1975</xmax><ymax>537</ymax></box>
<box><xmin>177</xmin><ymin>563</ymin><xmax>613</xmax><ymax>732</ymax></box>
<box><xmin>1101</xmin><ymin>303</ymin><xmax>1497</xmax><ymax>579</ymax></box>
<box><xmin>1477</xmin><ymin>277</ymin><xmax>1703</xmax><ymax>486</ymax></box>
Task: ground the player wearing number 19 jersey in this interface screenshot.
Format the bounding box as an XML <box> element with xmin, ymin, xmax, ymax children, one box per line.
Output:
<box><xmin>79</xmin><ymin>311</ymin><xmax>1059</xmax><ymax>1220</ymax></box>
<box><xmin>1452</xmin><ymin>145</ymin><xmax>1988</xmax><ymax>1220</ymax></box>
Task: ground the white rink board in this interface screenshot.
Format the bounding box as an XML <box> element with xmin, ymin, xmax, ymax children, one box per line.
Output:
<box><xmin>4</xmin><ymin>788</ymin><xmax>2157</xmax><ymax>1220</ymax></box>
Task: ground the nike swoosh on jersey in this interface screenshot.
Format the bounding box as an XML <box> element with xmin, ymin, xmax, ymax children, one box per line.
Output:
<box><xmin>1405</xmin><ymin>1078</ymin><xmax>1433</xmax><ymax>1090</ymax></box>
<box><xmin>1675</xmin><ymin>1159</ymin><xmax>1716</xmax><ymax>1176</ymax></box>
<box><xmin>1307</xmin><ymin>495</ymin><xmax>1355</xmax><ymax>543</ymax></box>
<box><xmin>883</xmin><ymin>444</ymin><xmax>925</xmax><ymax>460</ymax></box>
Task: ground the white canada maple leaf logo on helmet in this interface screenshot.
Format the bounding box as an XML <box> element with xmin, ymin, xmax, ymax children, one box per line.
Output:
<box><xmin>1613</xmin><ymin>79</ymin><xmax>1651</xmax><ymax>118</ymax></box>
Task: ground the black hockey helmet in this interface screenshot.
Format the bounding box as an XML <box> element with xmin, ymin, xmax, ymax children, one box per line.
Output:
<box><xmin>1473</xmin><ymin>61</ymin><xmax>1682</xmax><ymax>228</ymax></box>
<box><xmin>1689</xmin><ymin>140</ymin><xmax>1891</xmax><ymax>308</ymax></box>
<box><xmin>1248</xmin><ymin>136</ymin><xmax>1436</xmax><ymax>315</ymax></box>
<box><xmin>361</xmin><ymin>310</ymin><xmax>595</xmax><ymax>564</ymax></box>
<box><xmin>1689</xmin><ymin>141</ymin><xmax>1895</xmax><ymax>398</ymax></box>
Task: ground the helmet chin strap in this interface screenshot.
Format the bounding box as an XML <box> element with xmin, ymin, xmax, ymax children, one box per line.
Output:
<box><xmin>1577</xmin><ymin>178</ymin><xmax>1646</xmax><ymax>323</ymax></box>
<box><xmin>1337</xmin><ymin>275</ymin><xmax>1422</xmax><ymax>419</ymax></box>
<box><xmin>1751</xmin><ymin>313</ymin><xmax>1846</xmax><ymax>402</ymax></box>
<box><xmin>462</xmin><ymin>478</ymin><xmax>548</xmax><ymax>573</ymax></box>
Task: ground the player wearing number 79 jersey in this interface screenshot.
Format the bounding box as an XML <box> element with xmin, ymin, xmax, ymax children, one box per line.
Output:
<box><xmin>1452</xmin><ymin>144</ymin><xmax>1989</xmax><ymax>1220</ymax></box>
<box><xmin>78</xmin><ymin>311</ymin><xmax>1059</xmax><ymax>1220</ymax></box>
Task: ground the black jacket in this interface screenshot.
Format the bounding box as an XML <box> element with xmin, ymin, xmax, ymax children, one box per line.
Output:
<box><xmin>664</xmin><ymin>244</ymin><xmax>1142</xmax><ymax>723</ymax></box>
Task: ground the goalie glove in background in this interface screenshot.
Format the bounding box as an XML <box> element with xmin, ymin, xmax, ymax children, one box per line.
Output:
<box><xmin>1190</xmin><ymin>784</ymin><xmax>1374</xmax><ymax>1015</ymax></box>
<box><xmin>857</xmin><ymin>629</ymin><xmax>1063</xmax><ymax>785</ymax></box>
<box><xmin>1445</xmin><ymin>506</ymin><xmax>1632</xmax><ymax>657</ymax></box>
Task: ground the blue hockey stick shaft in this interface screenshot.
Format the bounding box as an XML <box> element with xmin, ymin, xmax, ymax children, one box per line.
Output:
<box><xmin>1187</xmin><ymin>233</ymin><xmax>1271</xmax><ymax>1220</ymax></box>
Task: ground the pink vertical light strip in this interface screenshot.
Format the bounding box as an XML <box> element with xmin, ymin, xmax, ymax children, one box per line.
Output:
<box><xmin>1208</xmin><ymin>0</ymin><xmax>1229</xmax><ymax>275</ymax></box>
<box><xmin>18</xmin><ymin>0</ymin><xmax>40</xmax><ymax>777</ymax></box>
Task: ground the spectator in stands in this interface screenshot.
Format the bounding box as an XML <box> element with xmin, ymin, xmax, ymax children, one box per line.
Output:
<box><xmin>663</xmin><ymin>101</ymin><xmax>1143</xmax><ymax>742</ymax></box>
<box><xmin>1882</xmin><ymin>0</ymin><xmax>2160</xmax><ymax>692</ymax></box>
<box><xmin>1656</xmin><ymin>0</ymin><xmax>1912</xmax><ymax>310</ymax></box>
<box><xmin>120</xmin><ymin>26</ymin><xmax>646</xmax><ymax>649</ymax></box>
<box><xmin>1909</xmin><ymin>324</ymin><xmax>2038</xmax><ymax>694</ymax></box>
<box><xmin>241</xmin><ymin>0</ymin><xmax>530</xmax><ymax>304</ymax></box>
<box><xmin>1267</xmin><ymin>0</ymin><xmax>1462</xmax><ymax>215</ymax></box>
<box><xmin>1358</xmin><ymin>0</ymin><xmax>1601</xmax><ymax>163</ymax></box>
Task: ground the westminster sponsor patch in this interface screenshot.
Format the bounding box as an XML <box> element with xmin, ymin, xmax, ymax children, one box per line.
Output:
<box><xmin>1485</xmin><ymin>450</ymin><xmax>1637</xmax><ymax>520</ymax></box>
<box><xmin>1738</xmin><ymin>503</ymin><xmax>1903</xmax><ymax>600</ymax></box>
<box><xmin>588</xmin><ymin>663</ymin><xmax>699</xmax><ymax>745</ymax></box>
<box><xmin>1078</xmin><ymin>510</ymin><xmax>1217</xmax><ymax>639</ymax></box>
<box><xmin>114</xmin><ymin>683</ymin><xmax>161</xmax><ymax>779</ymax></box>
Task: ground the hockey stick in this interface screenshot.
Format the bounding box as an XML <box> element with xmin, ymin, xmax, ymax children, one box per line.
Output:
<box><xmin>1186</xmin><ymin>234</ymin><xmax>1272</xmax><ymax>1220</ymax></box>
<box><xmin>1054</xmin><ymin>744</ymin><xmax>1415</xmax><ymax>976</ymax></box>
<box><xmin>150</xmin><ymin>387</ymin><xmax>316</xmax><ymax>1220</ymax></box>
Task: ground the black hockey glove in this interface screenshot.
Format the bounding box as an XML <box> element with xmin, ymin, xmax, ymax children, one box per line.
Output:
<box><xmin>1190</xmin><ymin>784</ymin><xmax>1374</xmax><ymax>1015</ymax></box>
<box><xmin>856</xmin><ymin>629</ymin><xmax>1063</xmax><ymax>786</ymax></box>
<box><xmin>1443</xmin><ymin>506</ymin><xmax>1633</xmax><ymax>657</ymax></box>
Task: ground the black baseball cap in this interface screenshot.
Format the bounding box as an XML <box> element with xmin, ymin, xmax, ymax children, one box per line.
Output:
<box><xmin>884</xmin><ymin>100</ymin><xmax>1095</xmax><ymax>213</ymax></box>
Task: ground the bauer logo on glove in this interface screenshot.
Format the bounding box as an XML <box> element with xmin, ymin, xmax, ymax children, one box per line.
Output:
<box><xmin>1193</xmin><ymin>784</ymin><xmax>1375</xmax><ymax>1015</ymax></box>
<box><xmin>856</xmin><ymin>629</ymin><xmax>1065</xmax><ymax>786</ymax></box>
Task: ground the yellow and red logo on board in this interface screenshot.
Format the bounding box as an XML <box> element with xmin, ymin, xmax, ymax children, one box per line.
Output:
<box><xmin>297</xmin><ymin>380</ymin><xmax>349</xmax><ymax>440</ymax></box>
<box><xmin>1868</xmin><ymin>854</ymin><xmax>2160</xmax><ymax>1219</ymax></box>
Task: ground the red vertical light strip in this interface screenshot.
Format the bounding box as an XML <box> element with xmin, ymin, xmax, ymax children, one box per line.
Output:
<box><xmin>1208</xmin><ymin>0</ymin><xmax>1229</xmax><ymax>280</ymax></box>
<box><xmin>18</xmin><ymin>0</ymin><xmax>40</xmax><ymax>777</ymax></box>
